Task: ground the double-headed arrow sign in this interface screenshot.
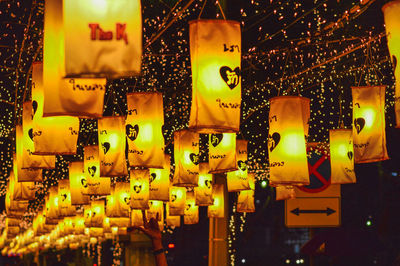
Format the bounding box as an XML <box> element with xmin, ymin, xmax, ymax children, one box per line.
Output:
<box><xmin>291</xmin><ymin>207</ymin><xmax>336</xmax><ymax>216</ymax></box>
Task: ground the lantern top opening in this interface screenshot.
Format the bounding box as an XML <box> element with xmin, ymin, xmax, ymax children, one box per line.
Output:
<box><xmin>382</xmin><ymin>0</ymin><xmax>400</xmax><ymax>12</ymax></box>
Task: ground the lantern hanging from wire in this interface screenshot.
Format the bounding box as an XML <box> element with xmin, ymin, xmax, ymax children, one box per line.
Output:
<box><xmin>329</xmin><ymin>129</ymin><xmax>356</xmax><ymax>184</ymax></box>
<box><xmin>166</xmin><ymin>203</ymin><xmax>181</xmax><ymax>227</ymax></box>
<box><xmin>149</xmin><ymin>154</ymin><xmax>170</xmax><ymax>202</ymax></box>
<box><xmin>146</xmin><ymin>200</ymin><xmax>164</xmax><ymax>230</ymax></box>
<box><xmin>351</xmin><ymin>86</ymin><xmax>389</xmax><ymax>163</ymax></box>
<box><xmin>83</xmin><ymin>145</ymin><xmax>111</xmax><ymax>195</ymax></box>
<box><xmin>194</xmin><ymin>163</ymin><xmax>213</xmax><ymax>206</ymax></box>
<box><xmin>208</xmin><ymin>133</ymin><xmax>236</xmax><ymax>173</ymax></box>
<box><xmin>130</xmin><ymin>169</ymin><xmax>150</xmax><ymax>210</ymax></box>
<box><xmin>45</xmin><ymin>187</ymin><xmax>60</xmax><ymax>220</ymax></box>
<box><xmin>184</xmin><ymin>191</ymin><xmax>199</xmax><ymax>225</ymax></box>
<box><xmin>14</xmin><ymin>131</ymin><xmax>42</xmax><ymax>182</ymax></box>
<box><xmin>382</xmin><ymin>2</ymin><xmax>400</xmax><ymax>128</ymax></box>
<box><xmin>208</xmin><ymin>183</ymin><xmax>225</xmax><ymax>218</ymax></box>
<box><xmin>109</xmin><ymin>182</ymin><xmax>130</xmax><ymax>217</ymax></box>
<box><xmin>31</xmin><ymin>62</ymin><xmax>80</xmax><ymax>155</ymax></box>
<box><xmin>130</xmin><ymin>209</ymin><xmax>144</xmax><ymax>227</ymax></box>
<box><xmin>126</xmin><ymin>92</ymin><xmax>165</xmax><ymax>168</ymax></box>
<box><xmin>90</xmin><ymin>200</ymin><xmax>105</xmax><ymax>228</ymax></box>
<box><xmin>57</xmin><ymin>179</ymin><xmax>75</xmax><ymax>217</ymax></box>
<box><xmin>98</xmin><ymin>116</ymin><xmax>128</xmax><ymax>177</ymax></box>
<box><xmin>188</xmin><ymin>20</ymin><xmax>241</xmax><ymax>133</ymax></box>
<box><xmin>43</xmin><ymin>0</ymin><xmax>141</xmax><ymax>79</ymax></box>
<box><xmin>169</xmin><ymin>187</ymin><xmax>186</xmax><ymax>216</ymax></box>
<box><xmin>173</xmin><ymin>130</ymin><xmax>199</xmax><ymax>187</ymax></box>
<box><xmin>275</xmin><ymin>185</ymin><xmax>296</xmax><ymax>201</ymax></box>
<box><xmin>69</xmin><ymin>161</ymin><xmax>90</xmax><ymax>205</ymax></box>
<box><xmin>227</xmin><ymin>139</ymin><xmax>250</xmax><ymax>192</ymax></box>
<box><xmin>268</xmin><ymin>96</ymin><xmax>310</xmax><ymax>186</ymax></box>
<box><xmin>237</xmin><ymin>173</ymin><xmax>255</xmax><ymax>213</ymax></box>
<box><xmin>9</xmin><ymin>166</ymin><xmax>36</xmax><ymax>201</ymax></box>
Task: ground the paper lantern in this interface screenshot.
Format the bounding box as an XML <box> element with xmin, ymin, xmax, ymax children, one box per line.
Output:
<box><xmin>268</xmin><ymin>96</ymin><xmax>310</xmax><ymax>186</ymax></box>
<box><xmin>45</xmin><ymin>187</ymin><xmax>60</xmax><ymax>220</ymax></box>
<box><xmin>382</xmin><ymin>2</ymin><xmax>400</xmax><ymax>128</ymax></box>
<box><xmin>126</xmin><ymin>92</ymin><xmax>165</xmax><ymax>168</ymax></box>
<box><xmin>130</xmin><ymin>169</ymin><xmax>150</xmax><ymax>210</ymax></box>
<box><xmin>15</xmin><ymin>127</ymin><xmax>42</xmax><ymax>182</ymax></box>
<box><xmin>21</xmin><ymin>101</ymin><xmax>55</xmax><ymax>169</ymax></box>
<box><xmin>208</xmin><ymin>183</ymin><xmax>224</xmax><ymax>218</ymax></box>
<box><xmin>194</xmin><ymin>163</ymin><xmax>213</xmax><ymax>206</ymax></box>
<box><xmin>9</xmin><ymin>168</ymin><xmax>36</xmax><ymax>201</ymax></box>
<box><xmin>84</xmin><ymin>145</ymin><xmax>111</xmax><ymax>195</ymax></box>
<box><xmin>165</xmin><ymin>204</ymin><xmax>181</xmax><ymax>227</ymax></box>
<box><xmin>44</xmin><ymin>0</ymin><xmax>141</xmax><ymax>79</ymax></box>
<box><xmin>98</xmin><ymin>116</ymin><xmax>128</xmax><ymax>177</ymax></box>
<box><xmin>73</xmin><ymin>215</ymin><xmax>85</xmax><ymax>235</ymax></box>
<box><xmin>149</xmin><ymin>154</ymin><xmax>170</xmax><ymax>201</ymax></box>
<box><xmin>107</xmin><ymin>182</ymin><xmax>130</xmax><ymax>217</ymax></box>
<box><xmin>189</xmin><ymin>20</ymin><xmax>241</xmax><ymax>133</ymax></box>
<box><xmin>146</xmin><ymin>200</ymin><xmax>164</xmax><ymax>230</ymax></box>
<box><xmin>237</xmin><ymin>173</ymin><xmax>255</xmax><ymax>212</ymax></box>
<box><xmin>173</xmin><ymin>130</ymin><xmax>199</xmax><ymax>187</ymax></box>
<box><xmin>130</xmin><ymin>209</ymin><xmax>144</xmax><ymax>227</ymax></box>
<box><xmin>69</xmin><ymin>162</ymin><xmax>90</xmax><ymax>205</ymax></box>
<box><xmin>227</xmin><ymin>139</ymin><xmax>250</xmax><ymax>192</ymax></box>
<box><xmin>208</xmin><ymin>133</ymin><xmax>236</xmax><ymax>173</ymax></box>
<box><xmin>184</xmin><ymin>192</ymin><xmax>199</xmax><ymax>225</ymax></box>
<box><xmin>109</xmin><ymin>217</ymin><xmax>130</xmax><ymax>228</ymax></box>
<box><xmin>329</xmin><ymin>129</ymin><xmax>356</xmax><ymax>184</ymax></box>
<box><xmin>275</xmin><ymin>185</ymin><xmax>296</xmax><ymax>201</ymax></box>
<box><xmin>169</xmin><ymin>187</ymin><xmax>186</xmax><ymax>216</ymax></box>
<box><xmin>352</xmin><ymin>86</ymin><xmax>389</xmax><ymax>163</ymax></box>
<box><xmin>31</xmin><ymin>63</ymin><xmax>80</xmax><ymax>155</ymax></box>
<box><xmin>57</xmin><ymin>179</ymin><xmax>75</xmax><ymax>217</ymax></box>
<box><xmin>6</xmin><ymin>184</ymin><xmax>29</xmax><ymax>217</ymax></box>
<box><xmin>90</xmin><ymin>200</ymin><xmax>105</xmax><ymax>228</ymax></box>
<box><xmin>63</xmin><ymin>218</ymin><xmax>74</xmax><ymax>235</ymax></box>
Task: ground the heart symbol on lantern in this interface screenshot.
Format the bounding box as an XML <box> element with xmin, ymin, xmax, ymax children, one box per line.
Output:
<box><xmin>123</xmin><ymin>196</ymin><xmax>130</xmax><ymax>205</ymax></box>
<box><xmin>81</xmin><ymin>178</ymin><xmax>88</xmax><ymax>188</ymax></box>
<box><xmin>126</xmin><ymin>124</ymin><xmax>139</xmax><ymax>141</ymax></box>
<box><xmin>32</xmin><ymin>100</ymin><xmax>38</xmax><ymax>116</ymax></box>
<box><xmin>347</xmin><ymin>151</ymin><xmax>353</xmax><ymax>160</ymax></box>
<box><xmin>268</xmin><ymin>132</ymin><xmax>281</xmax><ymax>152</ymax></box>
<box><xmin>354</xmin><ymin>118</ymin><xmax>365</xmax><ymax>134</ymax></box>
<box><xmin>219</xmin><ymin>66</ymin><xmax>241</xmax><ymax>89</ymax></box>
<box><xmin>61</xmin><ymin>193</ymin><xmax>67</xmax><ymax>202</ymax></box>
<box><xmin>171</xmin><ymin>194</ymin><xmax>177</xmax><ymax>202</ymax></box>
<box><xmin>205</xmin><ymin>180</ymin><xmax>212</xmax><ymax>189</ymax></box>
<box><xmin>92</xmin><ymin>211</ymin><xmax>96</xmax><ymax>218</ymax></box>
<box><xmin>88</xmin><ymin>166</ymin><xmax>96</xmax><ymax>177</ymax></box>
<box><xmin>133</xmin><ymin>185</ymin><xmax>142</xmax><ymax>193</ymax></box>
<box><xmin>211</xmin><ymin>133</ymin><xmax>223</xmax><ymax>147</ymax></box>
<box><xmin>102</xmin><ymin>142</ymin><xmax>110</xmax><ymax>154</ymax></box>
<box><xmin>189</xmin><ymin>153</ymin><xmax>199</xmax><ymax>165</ymax></box>
<box><xmin>150</xmin><ymin>173</ymin><xmax>157</xmax><ymax>183</ymax></box>
<box><xmin>238</xmin><ymin>160</ymin><xmax>247</xmax><ymax>171</ymax></box>
<box><xmin>28</xmin><ymin>128</ymin><xmax>34</xmax><ymax>141</ymax></box>
<box><xmin>186</xmin><ymin>204</ymin><xmax>192</xmax><ymax>211</ymax></box>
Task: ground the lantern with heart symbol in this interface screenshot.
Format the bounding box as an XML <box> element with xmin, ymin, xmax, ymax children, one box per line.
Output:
<box><xmin>169</xmin><ymin>187</ymin><xmax>186</xmax><ymax>216</ymax></box>
<box><xmin>268</xmin><ymin>96</ymin><xmax>310</xmax><ymax>186</ymax></box>
<box><xmin>351</xmin><ymin>86</ymin><xmax>389</xmax><ymax>163</ymax></box>
<box><xmin>329</xmin><ymin>129</ymin><xmax>356</xmax><ymax>184</ymax></box>
<box><xmin>208</xmin><ymin>183</ymin><xmax>225</xmax><ymax>218</ymax></box>
<box><xmin>382</xmin><ymin>2</ymin><xmax>400</xmax><ymax>128</ymax></box>
<box><xmin>14</xmin><ymin>132</ymin><xmax>42</xmax><ymax>182</ymax></box>
<box><xmin>69</xmin><ymin>161</ymin><xmax>90</xmax><ymax>205</ymax></box>
<box><xmin>166</xmin><ymin>203</ymin><xmax>181</xmax><ymax>227</ymax></box>
<box><xmin>146</xmin><ymin>200</ymin><xmax>164</xmax><ymax>231</ymax></box>
<box><xmin>184</xmin><ymin>191</ymin><xmax>199</xmax><ymax>225</ymax></box>
<box><xmin>126</xmin><ymin>92</ymin><xmax>165</xmax><ymax>168</ymax></box>
<box><xmin>57</xmin><ymin>179</ymin><xmax>75</xmax><ymax>217</ymax></box>
<box><xmin>21</xmin><ymin>101</ymin><xmax>55</xmax><ymax>169</ymax></box>
<box><xmin>188</xmin><ymin>20</ymin><xmax>241</xmax><ymax>133</ymax></box>
<box><xmin>98</xmin><ymin>116</ymin><xmax>128</xmax><ymax>177</ymax></box>
<box><xmin>208</xmin><ymin>133</ymin><xmax>237</xmax><ymax>173</ymax></box>
<box><xmin>45</xmin><ymin>186</ymin><xmax>60</xmax><ymax>220</ymax></box>
<box><xmin>130</xmin><ymin>169</ymin><xmax>150</xmax><ymax>210</ymax></box>
<box><xmin>31</xmin><ymin>62</ymin><xmax>80</xmax><ymax>155</ymax></box>
<box><xmin>173</xmin><ymin>130</ymin><xmax>200</xmax><ymax>187</ymax></box>
<box><xmin>114</xmin><ymin>182</ymin><xmax>131</xmax><ymax>217</ymax></box>
<box><xmin>83</xmin><ymin>145</ymin><xmax>110</xmax><ymax>195</ymax></box>
<box><xmin>194</xmin><ymin>163</ymin><xmax>214</xmax><ymax>206</ymax></box>
<box><xmin>43</xmin><ymin>0</ymin><xmax>141</xmax><ymax>79</ymax></box>
<box><xmin>227</xmin><ymin>139</ymin><xmax>250</xmax><ymax>192</ymax></box>
<box><xmin>90</xmin><ymin>200</ymin><xmax>105</xmax><ymax>228</ymax></box>
<box><xmin>149</xmin><ymin>154</ymin><xmax>171</xmax><ymax>201</ymax></box>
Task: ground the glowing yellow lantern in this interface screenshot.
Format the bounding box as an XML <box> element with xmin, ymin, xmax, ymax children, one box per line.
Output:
<box><xmin>208</xmin><ymin>183</ymin><xmax>224</xmax><ymax>218</ymax></box>
<box><xmin>146</xmin><ymin>200</ymin><xmax>163</xmax><ymax>221</ymax></box>
<box><xmin>45</xmin><ymin>187</ymin><xmax>60</xmax><ymax>220</ymax></box>
<box><xmin>126</xmin><ymin>92</ymin><xmax>165</xmax><ymax>168</ymax></box>
<box><xmin>149</xmin><ymin>154</ymin><xmax>171</xmax><ymax>201</ymax></box>
<box><xmin>44</xmin><ymin>0</ymin><xmax>142</xmax><ymax>79</ymax></box>
<box><xmin>108</xmin><ymin>182</ymin><xmax>130</xmax><ymax>217</ymax></box>
<box><xmin>31</xmin><ymin>62</ymin><xmax>80</xmax><ymax>155</ymax></box>
<box><xmin>109</xmin><ymin>217</ymin><xmax>130</xmax><ymax>228</ymax></box>
<box><xmin>9</xmin><ymin>167</ymin><xmax>36</xmax><ymax>201</ymax></box>
<box><xmin>130</xmin><ymin>169</ymin><xmax>150</xmax><ymax>210</ymax></box>
<box><xmin>329</xmin><ymin>129</ymin><xmax>356</xmax><ymax>184</ymax></box>
<box><xmin>90</xmin><ymin>200</ymin><xmax>105</xmax><ymax>227</ymax></box>
<box><xmin>15</xmin><ymin>128</ymin><xmax>42</xmax><ymax>182</ymax></box>
<box><xmin>57</xmin><ymin>179</ymin><xmax>75</xmax><ymax>217</ymax></box>
<box><xmin>275</xmin><ymin>185</ymin><xmax>296</xmax><ymax>201</ymax></box>
<box><xmin>382</xmin><ymin>2</ymin><xmax>400</xmax><ymax>128</ymax></box>
<box><xmin>98</xmin><ymin>116</ymin><xmax>128</xmax><ymax>177</ymax></box>
<box><xmin>21</xmin><ymin>101</ymin><xmax>55</xmax><ymax>169</ymax></box>
<box><xmin>189</xmin><ymin>20</ymin><xmax>241</xmax><ymax>133</ymax></box>
<box><xmin>184</xmin><ymin>192</ymin><xmax>199</xmax><ymax>225</ymax></box>
<box><xmin>227</xmin><ymin>139</ymin><xmax>250</xmax><ymax>192</ymax></box>
<box><xmin>166</xmin><ymin>203</ymin><xmax>181</xmax><ymax>227</ymax></box>
<box><xmin>6</xmin><ymin>182</ymin><xmax>29</xmax><ymax>216</ymax></box>
<box><xmin>84</xmin><ymin>145</ymin><xmax>111</xmax><ymax>195</ymax></box>
<box><xmin>130</xmin><ymin>209</ymin><xmax>144</xmax><ymax>227</ymax></box>
<box><xmin>194</xmin><ymin>163</ymin><xmax>213</xmax><ymax>206</ymax></box>
<box><xmin>237</xmin><ymin>173</ymin><xmax>255</xmax><ymax>213</ymax></box>
<box><xmin>352</xmin><ymin>86</ymin><xmax>389</xmax><ymax>163</ymax></box>
<box><xmin>173</xmin><ymin>130</ymin><xmax>199</xmax><ymax>187</ymax></box>
<box><xmin>208</xmin><ymin>133</ymin><xmax>236</xmax><ymax>173</ymax></box>
<box><xmin>169</xmin><ymin>187</ymin><xmax>186</xmax><ymax>216</ymax></box>
<box><xmin>73</xmin><ymin>215</ymin><xmax>85</xmax><ymax>235</ymax></box>
<box><xmin>69</xmin><ymin>161</ymin><xmax>90</xmax><ymax>205</ymax></box>
<box><xmin>268</xmin><ymin>96</ymin><xmax>310</xmax><ymax>186</ymax></box>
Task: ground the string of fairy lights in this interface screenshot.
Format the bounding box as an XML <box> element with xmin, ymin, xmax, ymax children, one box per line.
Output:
<box><xmin>0</xmin><ymin>0</ymin><xmax>397</xmax><ymax>264</ymax></box>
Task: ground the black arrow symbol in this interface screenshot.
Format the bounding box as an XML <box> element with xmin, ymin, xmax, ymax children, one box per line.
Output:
<box><xmin>291</xmin><ymin>207</ymin><xmax>336</xmax><ymax>216</ymax></box>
